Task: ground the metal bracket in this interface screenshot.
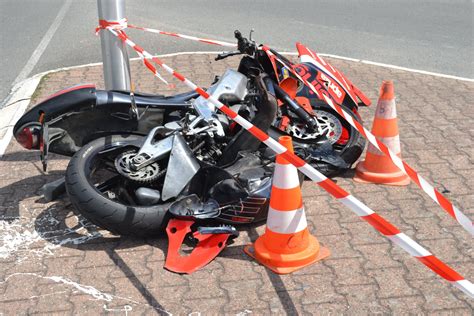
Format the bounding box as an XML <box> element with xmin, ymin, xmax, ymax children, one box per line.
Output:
<box><xmin>130</xmin><ymin>126</ymin><xmax>173</xmax><ymax>170</ymax></box>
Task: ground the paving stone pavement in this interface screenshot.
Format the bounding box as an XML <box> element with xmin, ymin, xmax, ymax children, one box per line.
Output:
<box><xmin>0</xmin><ymin>53</ymin><xmax>473</xmax><ymax>315</ymax></box>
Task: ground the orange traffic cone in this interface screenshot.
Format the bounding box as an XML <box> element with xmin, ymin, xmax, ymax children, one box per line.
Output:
<box><xmin>354</xmin><ymin>81</ymin><xmax>410</xmax><ymax>186</ymax></box>
<box><xmin>244</xmin><ymin>136</ymin><xmax>330</xmax><ymax>274</ymax></box>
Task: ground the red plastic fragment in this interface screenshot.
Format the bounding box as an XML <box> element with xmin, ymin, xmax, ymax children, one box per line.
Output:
<box><xmin>164</xmin><ymin>219</ymin><xmax>230</xmax><ymax>274</ymax></box>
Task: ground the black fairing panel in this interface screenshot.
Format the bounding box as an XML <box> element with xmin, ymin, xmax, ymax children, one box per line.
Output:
<box><xmin>14</xmin><ymin>86</ymin><xmax>98</xmax><ymax>135</ymax></box>
<box><xmin>13</xmin><ymin>86</ymin><xmax>167</xmax><ymax>156</ymax></box>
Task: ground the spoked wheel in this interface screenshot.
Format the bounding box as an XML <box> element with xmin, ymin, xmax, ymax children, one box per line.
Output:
<box><xmin>65</xmin><ymin>134</ymin><xmax>172</xmax><ymax>236</ymax></box>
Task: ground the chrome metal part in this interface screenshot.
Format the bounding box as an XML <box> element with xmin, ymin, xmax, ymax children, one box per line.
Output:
<box><xmin>198</xmin><ymin>225</ymin><xmax>239</xmax><ymax>237</ymax></box>
<box><xmin>193</xmin><ymin>69</ymin><xmax>248</xmax><ymax>118</ymax></box>
<box><xmin>164</xmin><ymin>121</ymin><xmax>182</xmax><ymax>130</ymax></box>
<box><xmin>314</xmin><ymin>110</ymin><xmax>342</xmax><ymax>143</ymax></box>
<box><xmin>185</xmin><ymin>115</ymin><xmax>225</xmax><ymax>137</ymax></box>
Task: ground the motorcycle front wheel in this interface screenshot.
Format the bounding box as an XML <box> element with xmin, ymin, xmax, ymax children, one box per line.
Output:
<box><xmin>65</xmin><ymin>134</ymin><xmax>172</xmax><ymax>236</ymax></box>
<box><xmin>284</xmin><ymin>99</ymin><xmax>366</xmax><ymax>177</ymax></box>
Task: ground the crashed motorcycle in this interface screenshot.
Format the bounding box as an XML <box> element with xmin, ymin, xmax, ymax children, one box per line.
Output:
<box><xmin>60</xmin><ymin>30</ymin><xmax>370</xmax><ymax>237</ymax></box>
<box><xmin>66</xmin><ymin>66</ymin><xmax>282</xmax><ymax>236</ymax></box>
<box><xmin>11</xmin><ymin>30</ymin><xmax>373</xmax><ymax>236</ymax></box>
<box><xmin>13</xmin><ymin>31</ymin><xmax>369</xmax><ymax>177</ymax></box>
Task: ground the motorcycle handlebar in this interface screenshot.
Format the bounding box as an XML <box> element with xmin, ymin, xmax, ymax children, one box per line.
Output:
<box><xmin>234</xmin><ymin>30</ymin><xmax>256</xmax><ymax>55</ymax></box>
<box><xmin>215</xmin><ymin>30</ymin><xmax>256</xmax><ymax>61</ymax></box>
<box><xmin>234</xmin><ymin>30</ymin><xmax>244</xmax><ymax>42</ymax></box>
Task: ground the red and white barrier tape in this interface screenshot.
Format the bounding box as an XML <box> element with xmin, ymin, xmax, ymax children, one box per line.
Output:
<box><xmin>96</xmin><ymin>19</ymin><xmax>171</xmax><ymax>86</ymax></box>
<box><xmin>95</xmin><ymin>18</ymin><xmax>128</xmax><ymax>34</ymax></box>
<box><xmin>128</xmin><ymin>24</ymin><xmax>237</xmax><ymax>48</ymax></box>
<box><xmin>97</xmin><ymin>23</ymin><xmax>473</xmax><ymax>297</ymax></box>
<box><xmin>96</xmin><ymin>21</ymin><xmax>473</xmax><ymax>236</ymax></box>
<box><xmin>99</xmin><ymin>21</ymin><xmax>473</xmax><ymax>236</ymax></box>
<box><xmin>261</xmin><ymin>46</ymin><xmax>473</xmax><ymax>236</ymax></box>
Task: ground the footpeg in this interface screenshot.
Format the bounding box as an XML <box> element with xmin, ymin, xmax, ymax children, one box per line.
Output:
<box><xmin>198</xmin><ymin>225</ymin><xmax>239</xmax><ymax>238</ymax></box>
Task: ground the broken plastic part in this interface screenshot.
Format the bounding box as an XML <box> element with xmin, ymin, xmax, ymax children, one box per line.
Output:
<box><xmin>164</xmin><ymin>219</ymin><xmax>230</xmax><ymax>274</ymax></box>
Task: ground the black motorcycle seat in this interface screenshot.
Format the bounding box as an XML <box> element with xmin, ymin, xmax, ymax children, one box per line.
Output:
<box><xmin>111</xmin><ymin>90</ymin><xmax>200</xmax><ymax>105</ymax></box>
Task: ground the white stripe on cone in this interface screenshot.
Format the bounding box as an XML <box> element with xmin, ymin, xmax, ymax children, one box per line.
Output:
<box><xmin>266</xmin><ymin>206</ymin><xmax>308</xmax><ymax>234</ymax></box>
<box><xmin>375</xmin><ymin>99</ymin><xmax>397</xmax><ymax>119</ymax></box>
<box><xmin>272</xmin><ymin>163</ymin><xmax>300</xmax><ymax>189</ymax></box>
<box><xmin>366</xmin><ymin>135</ymin><xmax>401</xmax><ymax>155</ymax></box>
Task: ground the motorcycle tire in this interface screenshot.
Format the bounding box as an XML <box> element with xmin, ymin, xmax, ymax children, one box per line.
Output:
<box><xmin>65</xmin><ymin>134</ymin><xmax>171</xmax><ymax>237</ymax></box>
<box><xmin>302</xmin><ymin>99</ymin><xmax>366</xmax><ymax>177</ymax></box>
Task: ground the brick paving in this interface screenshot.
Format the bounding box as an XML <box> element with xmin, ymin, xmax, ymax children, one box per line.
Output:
<box><xmin>0</xmin><ymin>53</ymin><xmax>473</xmax><ymax>315</ymax></box>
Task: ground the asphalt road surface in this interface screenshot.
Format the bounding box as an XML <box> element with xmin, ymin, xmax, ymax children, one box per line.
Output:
<box><xmin>1</xmin><ymin>0</ymin><xmax>472</xmax><ymax>106</ymax></box>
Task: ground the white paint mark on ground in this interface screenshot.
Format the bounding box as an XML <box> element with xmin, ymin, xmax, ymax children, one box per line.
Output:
<box><xmin>0</xmin><ymin>219</ymin><xmax>42</xmax><ymax>259</ymax></box>
<box><xmin>0</xmin><ymin>272</ymin><xmax>136</xmax><ymax>303</ymax></box>
<box><xmin>47</xmin><ymin>275</ymin><xmax>115</xmax><ymax>301</ymax></box>
<box><xmin>1</xmin><ymin>273</ymin><xmax>172</xmax><ymax>314</ymax></box>
<box><xmin>103</xmin><ymin>304</ymin><xmax>133</xmax><ymax>315</ymax></box>
<box><xmin>0</xmin><ymin>207</ymin><xmax>102</xmax><ymax>261</ymax></box>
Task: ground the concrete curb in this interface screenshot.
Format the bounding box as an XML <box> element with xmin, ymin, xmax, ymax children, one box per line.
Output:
<box><xmin>1</xmin><ymin>51</ymin><xmax>472</xmax><ymax>158</ymax></box>
<box><xmin>0</xmin><ymin>75</ymin><xmax>43</xmax><ymax>158</ymax></box>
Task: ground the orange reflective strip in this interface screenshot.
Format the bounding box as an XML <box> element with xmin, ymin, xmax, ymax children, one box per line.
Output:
<box><xmin>379</xmin><ymin>80</ymin><xmax>394</xmax><ymax>100</ymax></box>
<box><xmin>261</xmin><ymin>229</ymin><xmax>310</xmax><ymax>254</ymax></box>
<box><xmin>371</xmin><ymin>118</ymin><xmax>399</xmax><ymax>137</ymax></box>
<box><xmin>276</xmin><ymin>154</ymin><xmax>290</xmax><ymax>165</ymax></box>
<box><xmin>275</xmin><ymin>136</ymin><xmax>294</xmax><ymax>165</ymax></box>
<box><xmin>269</xmin><ymin>186</ymin><xmax>303</xmax><ymax>211</ymax></box>
<box><xmin>363</xmin><ymin>152</ymin><xmax>401</xmax><ymax>174</ymax></box>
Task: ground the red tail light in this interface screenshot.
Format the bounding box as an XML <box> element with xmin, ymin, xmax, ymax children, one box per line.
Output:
<box><xmin>16</xmin><ymin>127</ymin><xmax>39</xmax><ymax>150</ymax></box>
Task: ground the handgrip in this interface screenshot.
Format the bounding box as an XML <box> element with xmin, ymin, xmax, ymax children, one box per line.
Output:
<box><xmin>234</xmin><ymin>30</ymin><xmax>243</xmax><ymax>40</ymax></box>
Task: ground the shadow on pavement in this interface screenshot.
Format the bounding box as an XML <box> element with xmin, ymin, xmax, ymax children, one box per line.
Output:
<box><xmin>33</xmin><ymin>201</ymin><xmax>169</xmax><ymax>312</ymax></box>
<box><xmin>0</xmin><ymin>150</ymin><xmax>65</xmax><ymax>162</ymax></box>
<box><xmin>31</xmin><ymin>198</ymin><xmax>297</xmax><ymax>314</ymax></box>
<box><xmin>219</xmin><ymin>225</ymin><xmax>299</xmax><ymax>315</ymax></box>
<box><xmin>0</xmin><ymin>171</ymin><xmax>65</xmax><ymax>222</ymax></box>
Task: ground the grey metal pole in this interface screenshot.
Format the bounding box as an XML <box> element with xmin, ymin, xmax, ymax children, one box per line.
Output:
<box><xmin>97</xmin><ymin>0</ymin><xmax>131</xmax><ymax>90</ymax></box>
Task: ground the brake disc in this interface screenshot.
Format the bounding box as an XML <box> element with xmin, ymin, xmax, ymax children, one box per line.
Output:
<box><xmin>287</xmin><ymin>110</ymin><xmax>342</xmax><ymax>143</ymax></box>
<box><xmin>114</xmin><ymin>150</ymin><xmax>161</xmax><ymax>183</ymax></box>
